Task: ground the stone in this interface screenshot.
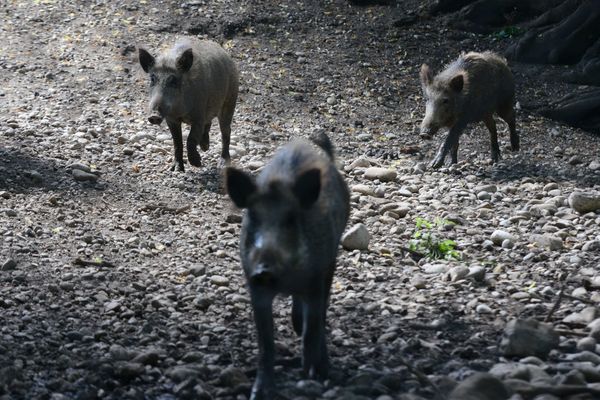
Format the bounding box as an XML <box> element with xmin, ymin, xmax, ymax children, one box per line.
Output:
<box><xmin>569</xmin><ymin>192</ymin><xmax>600</xmax><ymax>214</ymax></box>
<box><xmin>364</xmin><ymin>167</ymin><xmax>397</xmax><ymax>182</ymax></box>
<box><xmin>352</xmin><ymin>184</ymin><xmax>379</xmax><ymax>197</ymax></box>
<box><xmin>72</xmin><ymin>169</ymin><xmax>99</xmax><ymax>182</ymax></box>
<box><xmin>219</xmin><ymin>366</ymin><xmax>249</xmax><ymax>387</ymax></box>
<box><xmin>563</xmin><ymin>306</ymin><xmax>597</xmax><ymax>325</ymax></box>
<box><xmin>114</xmin><ymin>361</ymin><xmax>144</xmax><ymax>380</ymax></box>
<box><xmin>209</xmin><ymin>275</ymin><xmax>229</xmax><ymax>286</ymax></box>
<box><xmin>342</xmin><ymin>224</ymin><xmax>370</xmax><ymax>251</ymax></box>
<box><xmin>476</xmin><ymin>304</ymin><xmax>492</xmax><ymax>314</ymax></box>
<box><xmin>448</xmin><ymin>266</ymin><xmax>469</xmax><ymax>282</ymax></box>
<box><xmin>467</xmin><ymin>265</ymin><xmax>486</xmax><ymax>282</ymax></box>
<box><xmin>1</xmin><ymin>258</ymin><xmax>17</xmax><ymax>271</ymax></box>
<box><xmin>530</xmin><ymin>234</ymin><xmax>563</xmax><ymax>251</ymax></box>
<box><xmin>296</xmin><ymin>379</ymin><xmax>325</xmax><ymax>397</ymax></box>
<box><xmin>500</xmin><ymin>319</ymin><xmax>559</xmax><ymax>359</ymax></box>
<box><xmin>582</xmin><ymin>240</ymin><xmax>600</xmax><ymax>252</ymax></box>
<box><xmin>449</xmin><ymin>373</ymin><xmax>509</xmax><ymax>400</ymax></box>
<box><xmin>576</xmin><ymin>337</ymin><xmax>597</xmax><ymax>352</ymax></box>
<box><xmin>589</xmin><ymin>161</ymin><xmax>600</xmax><ymax>170</ymax></box>
<box><xmin>491</xmin><ymin>230</ymin><xmax>514</xmax><ymax>246</ymax></box>
<box><xmin>422</xmin><ymin>263</ymin><xmax>450</xmax><ymax>275</ymax></box>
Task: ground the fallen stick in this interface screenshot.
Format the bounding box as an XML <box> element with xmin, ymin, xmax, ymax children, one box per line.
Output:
<box><xmin>73</xmin><ymin>258</ymin><xmax>115</xmax><ymax>268</ymax></box>
<box><xmin>139</xmin><ymin>203</ymin><xmax>191</xmax><ymax>214</ymax></box>
<box><xmin>395</xmin><ymin>354</ymin><xmax>445</xmax><ymax>400</ymax></box>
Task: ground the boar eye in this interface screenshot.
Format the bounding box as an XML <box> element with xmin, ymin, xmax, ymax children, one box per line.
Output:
<box><xmin>166</xmin><ymin>75</ymin><xmax>179</xmax><ymax>88</ymax></box>
<box><xmin>150</xmin><ymin>74</ymin><xmax>157</xmax><ymax>86</ymax></box>
<box><xmin>442</xmin><ymin>98</ymin><xmax>449</xmax><ymax>105</ymax></box>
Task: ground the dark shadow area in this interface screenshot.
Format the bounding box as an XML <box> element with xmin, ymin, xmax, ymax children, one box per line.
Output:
<box><xmin>484</xmin><ymin>158</ymin><xmax>600</xmax><ymax>186</ymax></box>
<box><xmin>0</xmin><ymin>146</ymin><xmax>73</xmax><ymax>193</ymax></box>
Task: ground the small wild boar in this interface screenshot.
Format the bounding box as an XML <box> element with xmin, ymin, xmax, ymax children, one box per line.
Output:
<box><xmin>225</xmin><ymin>133</ymin><xmax>350</xmax><ymax>400</ymax></box>
<box><xmin>138</xmin><ymin>38</ymin><xmax>238</xmax><ymax>172</ymax></box>
<box><xmin>419</xmin><ymin>51</ymin><xmax>519</xmax><ymax>168</ymax></box>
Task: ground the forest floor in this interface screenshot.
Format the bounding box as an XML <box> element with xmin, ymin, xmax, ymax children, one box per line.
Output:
<box><xmin>1</xmin><ymin>0</ymin><xmax>600</xmax><ymax>399</ymax></box>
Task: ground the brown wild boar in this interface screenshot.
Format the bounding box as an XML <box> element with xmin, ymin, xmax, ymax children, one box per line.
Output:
<box><xmin>420</xmin><ymin>51</ymin><xmax>519</xmax><ymax>168</ymax></box>
<box><xmin>139</xmin><ymin>38</ymin><xmax>239</xmax><ymax>172</ymax></box>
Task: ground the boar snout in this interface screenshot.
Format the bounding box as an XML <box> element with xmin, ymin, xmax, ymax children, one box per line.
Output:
<box><xmin>148</xmin><ymin>115</ymin><xmax>163</xmax><ymax>125</ymax></box>
<box><xmin>250</xmin><ymin>263</ymin><xmax>276</xmax><ymax>285</ymax></box>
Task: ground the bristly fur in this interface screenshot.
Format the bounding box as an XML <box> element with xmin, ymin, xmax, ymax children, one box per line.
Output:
<box><xmin>309</xmin><ymin>131</ymin><xmax>335</xmax><ymax>161</ymax></box>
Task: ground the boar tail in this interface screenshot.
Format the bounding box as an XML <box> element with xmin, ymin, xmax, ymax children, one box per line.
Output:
<box><xmin>310</xmin><ymin>132</ymin><xmax>335</xmax><ymax>162</ymax></box>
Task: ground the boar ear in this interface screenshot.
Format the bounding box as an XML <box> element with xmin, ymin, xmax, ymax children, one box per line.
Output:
<box><xmin>420</xmin><ymin>64</ymin><xmax>433</xmax><ymax>87</ymax></box>
<box><xmin>139</xmin><ymin>48</ymin><xmax>155</xmax><ymax>73</ymax></box>
<box><xmin>450</xmin><ymin>74</ymin><xmax>464</xmax><ymax>92</ymax></box>
<box><xmin>225</xmin><ymin>167</ymin><xmax>256</xmax><ymax>209</ymax></box>
<box><xmin>177</xmin><ymin>48</ymin><xmax>194</xmax><ymax>72</ymax></box>
<box><xmin>293</xmin><ymin>168</ymin><xmax>321</xmax><ymax>209</ymax></box>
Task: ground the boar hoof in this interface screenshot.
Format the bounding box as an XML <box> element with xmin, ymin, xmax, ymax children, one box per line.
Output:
<box><xmin>171</xmin><ymin>161</ymin><xmax>185</xmax><ymax>172</ymax></box>
<box><xmin>250</xmin><ymin>380</ymin><xmax>274</xmax><ymax>400</ymax></box>
<box><xmin>429</xmin><ymin>157</ymin><xmax>444</xmax><ymax>169</ymax></box>
<box><xmin>188</xmin><ymin>149</ymin><xmax>202</xmax><ymax>168</ymax></box>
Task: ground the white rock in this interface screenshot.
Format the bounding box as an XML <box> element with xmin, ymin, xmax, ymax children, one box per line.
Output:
<box><xmin>530</xmin><ymin>234</ymin><xmax>563</xmax><ymax>251</ymax></box>
<box><xmin>491</xmin><ymin>230</ymin><xmax>514</xmax><ymax>246</ymax></box>
<box><xmin>569</xmin><ymin>192</ymin><xmax>600</xmax><ymax>214</ymax></box>
<box><xmin>422</xmin><ymin>263</ymin><xmax>450</xmax><ymax>275</ymax></box>
<box><xmin>476</xmin><ymin>304</ymin><xmax>493</xmax><ymax>314</ymax></box>
<box><xmin>341</xmin><ymin>224</ymin><xmax>370</xmax><ymax>251</ymax></box>
<box><xmin>448</xmin><ymin>266</ymin><xmax>469</xmax><ymax>282</ymax></box>
<box><xmin>364</xmin><ymin>167</ymin><xmax>397</xmax><ymax>182</ymax></box>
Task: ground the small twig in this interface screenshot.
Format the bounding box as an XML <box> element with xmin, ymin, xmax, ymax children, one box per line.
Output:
<box><xmin>554</xmin><ymin>329</ymin><xmax>588</xmax><ymax>337</ymax></box>
<box><xmin>73</xmin><ymin>258</ymin><xmax>115</xmax><ymax>268</ymax></box>
<box><xmin>545</xmin><ymin>281</ymin><xmax>567</xmax><ymax>322</ymax></box>
<box><xmin>396</xmin><ymin>354</ymin><xmax>445</xmax><ymax>400</ymax></box>
<box><xmin>139</xmin><ymin>203</ymin><xmax>191</xmax><ymax>214</ymax></box>
<box><xmin>562</xmin><ymin>293</ymin><xmax>598</xmax><ymax>306</ymax></box>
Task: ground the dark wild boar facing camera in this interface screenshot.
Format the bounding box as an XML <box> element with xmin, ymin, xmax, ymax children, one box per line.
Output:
<box><xmin>138</xmin><ymin>38</ymin><xmax>239</xmax><ymax>172</ymax></box>
<box><xmin>225</xmin><ymin>133</ymin><xmax>350</xmax><ymax>400</ymax></box>
<box><xmin>419</xmin><ymin>51</ymin><xmax>519</xmax><ymax>169</ymax></box>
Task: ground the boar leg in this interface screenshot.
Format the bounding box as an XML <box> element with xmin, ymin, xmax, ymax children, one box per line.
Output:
<box><xmin>166</xmin><ymin>121</ymin><xmax>185</xmax><ymax>172</ymax></box>
<box><xmin>292</xmin><ymin>295</ymin><xmax>303</xmax><ymax>336</ymax></box>
<box><xmin>250</xmin><ymin>287</ymin><xmax>276</xmax><ymax>400</ymax></box>
<box><xmin>199</xmin><ymin>122</ymin><xmax>211</xmax><ymax>151</ymax></box>
<box><xmin>302</xmin><ymin>290</ymin><xmax>328</xmax><ymax>380</ymax></box>
<box><xmin>187</xmin><ymin>124</ymin><xmax>203</xmax><ymax>168</ymax></box>
<box><xmin>498</xmin><ymin>104</ymin><xmax>519</xmax><ymax>151</ymax></box>
<box><xmin>450</xmin><ymin>141</ymin><xmax>460</xmax><ymax>164</ymax></box>
<box><xmin>218</xmin><ymin>102</ymin><xmax>235</xmax><ymax>162</ymax></box>
<box><xmin>483</xmin><ymin>114</ymin><xmax>501</xmax><ymax>163</ymax></box>
<box><xmin>430</xmin><ymin>122</ymin><xmax>465</xmax><ymax>169</ymax></box>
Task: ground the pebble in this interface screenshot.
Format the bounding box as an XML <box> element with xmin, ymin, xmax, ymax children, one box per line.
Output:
<box><xmin>364</xmin><ymin>167</ymin><xmax>397</xmax><ymax>182</ymax></box>
<box><xmin>589</xmin><ymin>161</ymin><xmax>600</xmax><ymax>170</ymax></box>
<box><xmin>576</xmin><ymin>337</ymin><xmax>597</xmax><ymax>352</ymax></box>
<box><xmin>500</xmin><ymin>319</ymin><xmax>559</xmax><ymax>359</ymax></box>
<box><xmin>422</xmin><ymin>263</ymin><xmax>450</xmax><ymax>275</ymax></box>
<box><xmin>449</xmin><ymin>372</ymin><xmax>508</xmax><ymax>400</ymax></box>
<box><xmin>72</xmin><ymin>169</ymin><xmax>99</xmax><ymax>182</ymax></box>
<box><xmin>476</xmin><ymin>304</ymin><xmax>492</xmax><ymax>314</ymax></box>
<box><xmin>447</xmin><ymin>266</ymin><xmax>469</xmax><ymax>282</ymax></box>
<box><xmin>296</xmin><ymin>380</ymin><xmax>324</xmax><ymax>397</ymax></box>
<box><xmin>352</xmin><ymin>184</ymin><xmax>379</xmax><ymax>197</ymax></box>
<box><xmin>1</xmin><ymin>258</ymin><xmax>17</xmax><ymax>271</ymax></box>
<box><xmin>569</xmin><ymin>191</ymin><xmax>600</xmax><ymax>214</ymax></box>
<box><xmin>467</xmin><ymin>265</ymin><xmax>486</xmax><ymax>282</ymax></box>
<box><xmin>210</xmin><ymin>275</ymin><xmax>229</xmax><ymax>286</ymax></box>
<box><xmin>530</xmin><ymin>234</ymin><xmax>563</xmax><ymax>251</ymax></box>
<box><xmin>341</xmin><ymin>223</ymin><xmax>370</xmax><ymax>250</ymax></box>
<box><xmin>491</xmin><ymin>230</ymin><xmax>514</xmax><ymax>246</ymax></box>
<box><xmin>219</xmin><ymin>366</ymin><xmax>249</xmax><ymax>387</ymax></box>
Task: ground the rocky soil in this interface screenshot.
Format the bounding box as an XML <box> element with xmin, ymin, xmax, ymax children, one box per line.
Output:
<box><xmin>1</xmin><ymin>0</ymin><xmax>600</xmax><ymax>399</ymax></box>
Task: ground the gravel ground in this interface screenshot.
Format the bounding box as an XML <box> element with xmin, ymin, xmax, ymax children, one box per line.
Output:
<box><xmin>1</xmin><ymin>1</ymin><xmax>600</xmax><ymax>399</ymax></box>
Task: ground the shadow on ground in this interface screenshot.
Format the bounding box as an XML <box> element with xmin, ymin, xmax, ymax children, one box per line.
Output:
<box><xmin>0</xmin><ymin>146</ymin><xmax>80</xmax><ymax>194</ymax></box>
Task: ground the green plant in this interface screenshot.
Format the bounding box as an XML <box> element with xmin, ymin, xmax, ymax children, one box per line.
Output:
<box><xmin>492</xmin><ymin>26</ymin><xmax>523</xmax><ymax>39</ymax></box>
<box><xmin>409</xmin><ymin>217</ymin><xmax>461</xmax><ymax>260</ymax></box>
